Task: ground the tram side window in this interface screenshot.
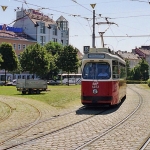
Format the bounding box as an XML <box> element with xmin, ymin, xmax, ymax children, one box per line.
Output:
<box><xmin>119</xmin><ymin>63</ymin><xmax>126</xmax><ymax>79</ymax></box>
<box><xmin>112</xmin><ymin>60</ymin><xmax>119</xmax><ymax>79</ymax></box>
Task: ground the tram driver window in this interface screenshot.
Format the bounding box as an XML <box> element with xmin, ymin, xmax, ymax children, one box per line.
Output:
<box><xmin>82</xmin><ymin>62</ymin><xmax>110</xmax><ymax>79</ymax></box>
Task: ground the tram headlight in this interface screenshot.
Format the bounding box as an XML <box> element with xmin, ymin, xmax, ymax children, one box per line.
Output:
<box><xmin>93</xmin><ymin>89</ymin><xmax>98</xmax><ymax>94</ymax></box>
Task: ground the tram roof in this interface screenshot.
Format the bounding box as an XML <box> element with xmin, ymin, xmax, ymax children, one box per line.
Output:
<box><xmin>83</xmin><ymin>48</ymin><xmax>125</xmax><ymax>64</ymax></box>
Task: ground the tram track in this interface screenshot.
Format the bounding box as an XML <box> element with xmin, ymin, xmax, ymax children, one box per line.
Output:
<box><xmin>140</xmin><ymin>136</ymin><xmax>150</xmax><ymax>150</ymax></box>
<box><xmin>0</xmin><ymin>99</ymin><xmax>42</xmax><ymax>148</ymax></box>
<box><xmin>133</xmin><ymin>84</ymin><xmax>150</xmax><ymax>150</ymax></box>
<box><xmin>75</xmin><ymin>86</ymin><xmax>143</xmax><ymax>150</ymax></box>
<box><xmin>0</xmin><ymin>101</ymin><xmax>13</xmax><ymax>123</ymax></box>
<box><xmin>1</xmin><ymin>107</ymin><xmax>109</xmax><ymax>150</ymax></box>
<box><xmin>0</xmin><ymin>106</ymin><xmax>84</xmax><ymax>135</ymax></box>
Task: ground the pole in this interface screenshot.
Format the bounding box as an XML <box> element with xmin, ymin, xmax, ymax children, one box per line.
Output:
<box><xmin>92</xmin><ymin>10</ymin><xmax>95</xmax><ymax>48</ymax></box>
<box><xmin>99</xmin><ymin>32</ymin><xmax>105</xmax><ymax>48</ymax></box>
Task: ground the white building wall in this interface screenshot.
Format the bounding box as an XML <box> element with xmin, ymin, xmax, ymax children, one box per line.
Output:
<box><xmin>13</xmin><ymin>8</ymin><xmax>67</xmax><ymax>46</ymax></box>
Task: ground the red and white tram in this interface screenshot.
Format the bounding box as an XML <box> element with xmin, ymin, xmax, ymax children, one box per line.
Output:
<box><xmin>81</xmin><ymin>47</ymin><xmax>126</xmax><ymax>106</ymax></box>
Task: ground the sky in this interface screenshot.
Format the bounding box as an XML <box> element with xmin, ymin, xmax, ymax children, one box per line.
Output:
<box><xmin>1</xmin><ymin>0</ymin><xmax>150</xmax><ymax>53</ymax></box>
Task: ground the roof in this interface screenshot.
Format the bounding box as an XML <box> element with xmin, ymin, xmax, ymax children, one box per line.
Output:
<box><xmin>117</xmin><ymin>51</ymin><xmax>139</xmax><ymax>60</ymax></box>
<box><xmin>139</xmin><ymin>49</ymin><xmax>150</xmax><ymax>55</ymax></box>
<box><xmin>77</xmin><ymin>50</ymin><xmax>83</xmax><ymax>59</ymax></box>
<box><xmin>25</xmin><ymin>11</ymin><xmax>56</xmax><ymax>26</ymax></box>
<box><xmin>0</xmin><ymin>30</ymin><xmax>36</xmax><ymax>41</ymax></box>
<box><xmin>56</xmin><ymin>16</ymin><xmax>68</xmax><ymax>22</ymax></box>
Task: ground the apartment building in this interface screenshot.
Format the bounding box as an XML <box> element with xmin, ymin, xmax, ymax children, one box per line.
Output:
<box><xmin>13</xmin><ymin>8</ymin><xmax>69</xmax><ymax>46</ymax></box>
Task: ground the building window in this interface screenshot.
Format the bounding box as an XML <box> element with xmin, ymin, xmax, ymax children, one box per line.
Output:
<box><xmin>52</xmin><ymin>38</ymin><xmax>56</xmax><ymax>42</ymax></box>
<box><xmin>66</xmin><ymin>40</ymin><xmax>68</xmax><ymax>45</ymax></box>
<box><xmin>18</xmin><ymin>55</ymin><xmax>20</xmax><ymax>60</ymax></box>
<box><xmin>13</xmin><ymin>43</ymin><xmax>16</xmax><ymax>50</ymax></box>
<box><xmin>53</xmin><ymin>27</ymin><xmax>57</xmax><ymax>35</ymax></box>
<box><xmin>18</xmin><ymin>44</ymin><xmax>21</xmax><ymax>50</ymax></box>
<box><xmin>61</xmin><ymin>32</ymin><xmax>63</xmax><ymax>37</ymax></box>
<box><xmin>40</xmin><ymin>36</ymin><xmax>46</xmax><ymax>45</ymax></box>
<box><xmin>40</xmin><ymin>22</ymin><xmax>45</xmax><ymax>34</ymax></box>
<box><xmin>22</xmin><ymin>44</ymin><xmax>26</xmax><ymax>49</ymax></box>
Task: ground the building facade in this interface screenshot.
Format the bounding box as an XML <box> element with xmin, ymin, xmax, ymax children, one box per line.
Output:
<box><xmin>13</xmin><ymin>8</ymin><xmax>69</xmax><ymax>46</ymax></box>
<box><xmin>0</xmin><ymin>29</ymin><xmax>36</xmax><ymax>56</ymax></box>
<box><xmin>117</xmin><ymin>50</ymin><xmax>141</xmax><ymax>69</ymax></box>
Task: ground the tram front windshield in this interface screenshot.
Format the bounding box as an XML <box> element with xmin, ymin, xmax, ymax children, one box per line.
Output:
<box><xmin>82</xmin><ymin>62</ymin><xmax>111</xmax><ymax>79</ymax></box>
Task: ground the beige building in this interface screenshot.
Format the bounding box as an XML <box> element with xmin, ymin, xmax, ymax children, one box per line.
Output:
<box><xmin>0</xmin><ymin>30</ymin><xmax>36</xmax><ymax>56</ymax></box>
<box><xmin>117</xmin><ymin>50</ymin><xmax>141</xmax><ymax>69</ymax></box>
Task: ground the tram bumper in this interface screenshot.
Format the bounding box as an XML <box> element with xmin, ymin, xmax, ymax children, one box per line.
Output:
<box><xmin>81</xmin><ymin>95</ymin><xmax>113</xmax><ymax>105</ymax></box>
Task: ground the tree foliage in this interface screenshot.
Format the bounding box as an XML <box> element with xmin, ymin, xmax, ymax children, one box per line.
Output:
<box><xmin>58</xmin><ymin>45</ymin><xmax>79</xmax><ymax>73</ymax></box>
<box><xmin>0</xmin><ymin>54</ymin><xmax>3</xmax><ymax>64</ymax></box>
<box><xmin>58</xmin><ymin>45</ymin><xmax>79</xmax><ymax>85</ymax></box>
<box><xmin>129</xmin><ymin>59</ymin><xmax>149</xmax><ymax>80</ymax></box>
<box><xmin>0</xmin><ymin>43</ymin><xmax>18</xmax><ymax>83</ymax></box>
<box><xmin>0</xmin><ymin>42</ymin><xmax>18</xmax><ymax>71</ymax></box>
<box><xmin>44</xmin><ymin>41</ymin><xmax>64</xmax><ymax>55</ymax></box>
<box><xmin>44</xmin><ymin>41</ymin><xmax>64</xmax><ymax>79</ymax></box>
<box><xmin>20</xmin><ymin>43</ymin><xmax>51</xmax><ymax>78</ymax></box>
<box><xmin>125</xmin><ymin>59</ymin><xmax>131</xmax><ymax>79</ymax></box>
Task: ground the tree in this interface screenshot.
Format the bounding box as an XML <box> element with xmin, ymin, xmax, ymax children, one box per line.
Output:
<box><xmin>58</xmin><ymin>45</ymin><xmax>79</xmax><ymax>85</ymax></box>
<box><xmin>20</xmin><ymin>43</ymin><xmax>51</xmax><ymax>78</ymax></box>
<box><xmin>0</xmin><ymin>42</ymin><xmax>18</xmax><ymax>84</ymax></box>
<box><xmin>132</xmin><ymin>65</ymin><xmax>141</xmax><ymax>80</ymax></box>
<box><xmin>125</xmin><ymin>59</ymin><xmax>131</xmax><ymax>79</ymax></box>
<box><xmin>130</xmin><ymin>59</ymin><xmax>149</xmax><ymax>80</ymax></box>
<box><xmin>0</xmin><ymin>54</ymin><xmax>3</xmax><ymax>64</ymax></box>
<box><xmin>44</xmin><ymin>41</ymin><xmax>64</xmax><ymax>79</ymax></box>
<box><xmin>139</xmin><ymin>59</ymin><xmax>149</xmax><ymax>80</ymax></box>
<box><xmin>44</xmin><ymin>41</ymin><xmax>64</xmax><ymax>55</ymax></box>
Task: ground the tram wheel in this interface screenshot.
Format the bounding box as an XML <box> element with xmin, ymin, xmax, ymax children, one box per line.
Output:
<box><xmin>22</xmin><ymin>91</ymin><xmax>26</xmax><ymax>94</ymax></box>
<box><xmin>36</xmin><ymin>90</ymin><xmax>40</xmax><ymax>94</ymax></box>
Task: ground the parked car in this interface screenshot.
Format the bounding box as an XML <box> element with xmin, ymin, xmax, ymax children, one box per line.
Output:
<box><xmin>6</xmin><ymin>79</ymin><xmax>17</xmax><ymax>86</ymax></box>
<box><xmin>0</xmin><ymin>81</ymin><xmax>5</xmax><ymax>86</ymax></box>
<box><xmin>47</xmin><ymin>80</ymin><xmax>60</xmax><ymax>85</ymax></box>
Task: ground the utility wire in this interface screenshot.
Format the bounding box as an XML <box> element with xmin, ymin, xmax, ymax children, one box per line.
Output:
<box><xmin>71</xmin><ymin>0</ymin><xmax>92</xmax><ymax>12</ymax></box>
<box><xmin>95</xmin><ymin>35</ymin><xmax>150</xmax><ymax>37</ymax></box>
<box><xmin>129</xmin><ymin>0</ymin><xmax>149</xmax><ymax>3</ymax></box>
<box><xmin>13</xmin><ymin>0</ymin><xmax>73</xmax><ymax>15</ymax></box>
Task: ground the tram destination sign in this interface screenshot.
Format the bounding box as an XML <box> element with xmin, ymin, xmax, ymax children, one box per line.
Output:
<box><xmin>88</xmin><ymin>53</ymin><xmax>105</xmax><ymax>59</ymax></box>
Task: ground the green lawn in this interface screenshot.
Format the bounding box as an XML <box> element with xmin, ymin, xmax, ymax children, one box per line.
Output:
<box><xmin>0</xmin><ymin>85</ymin><xmax>81</xmax><ymax>108</ymax></box>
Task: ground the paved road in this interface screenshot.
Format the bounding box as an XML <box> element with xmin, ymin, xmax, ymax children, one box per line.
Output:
<box><xmin>0</xmin><ymin>84</ymin><xmax>150</xmax><ymax>150</ymax></box>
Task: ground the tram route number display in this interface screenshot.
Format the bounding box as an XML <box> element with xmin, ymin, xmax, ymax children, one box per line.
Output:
<box><xmin>83</xmin><ymin>46</ymin><xmax>90</xmax><ymax>54</ymax></box>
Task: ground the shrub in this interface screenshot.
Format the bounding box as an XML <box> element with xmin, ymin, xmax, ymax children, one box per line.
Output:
<box><xmin>127</xmin><ymin>80</ymin><xmax>147</xmax><ymax>84</ymax></box>
<box><xmin>147</xmin><ymin>79</ymin><xmax>150</xmax><ymax>87</ymax></box>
